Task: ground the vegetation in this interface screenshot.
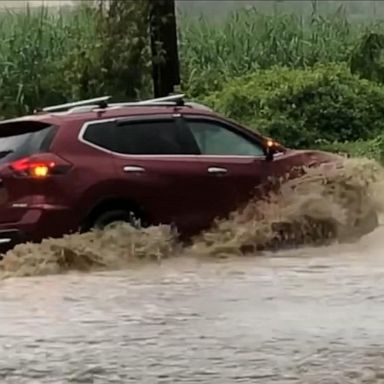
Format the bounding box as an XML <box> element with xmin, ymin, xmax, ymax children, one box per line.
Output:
<box><xmin>180</xmin><ymin>9</ymin><xmax>362</xmax><ymax>96</ymax></box>
<box><xmin>0</xmin><ymin>1</ymin><xmax>152</xmax><ymax>117</ymax></box>
<box><xmin>0</xmin><ymin>2</ymin><xmax>383</xmax><ymax>160</ymax></box>
<box><xmin>0</xmin><ymin>3</ymin><xmax>370</xmax><ymax>112</ymax></box>
<box><xmin>317</xmin><ymin>136</ymin><xmax>384</xmax><ymax>163</ymax></box>
<box><xmin>203</xmin><ymin>64</ymin><xmax>384</xmax><ymax>148</ymax></box>
<box><xmin>350</xmin><ymin>32</ymin><xmax>384</xmax><ymax>83</ymax></box>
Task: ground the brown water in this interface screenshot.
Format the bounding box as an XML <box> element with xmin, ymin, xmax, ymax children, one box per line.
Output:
<box><xmin>1</xmin><ymin>157</ymin><xmax>384</xmax><ymax>383</ymax></box>
<box><xmin>1</xmin><ymin>231</ymin><xmax>384</xmax><ymax>383</ymax></box>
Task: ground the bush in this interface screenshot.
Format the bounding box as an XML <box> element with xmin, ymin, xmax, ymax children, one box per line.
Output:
<box><xmin>318</xmin><ymin>136</ymin><xmax>384</xmax><ymax>163</ymax></box>
<box><xmin>202</xmin><ymin>64</ymin><xmax>384</xmax><ymax>148</ymax></box>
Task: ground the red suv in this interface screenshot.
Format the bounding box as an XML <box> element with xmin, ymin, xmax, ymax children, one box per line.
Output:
<box><xmin>0</xmin><ymin>94</ymin><xmax>377</xmax><ymax>251</ymax></box>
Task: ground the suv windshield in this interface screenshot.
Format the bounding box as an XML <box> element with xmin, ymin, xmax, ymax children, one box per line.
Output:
<box><xmin>0</xmin><ymin>122</ymin><xmax>56</xmax><ymax>165</ymax></box>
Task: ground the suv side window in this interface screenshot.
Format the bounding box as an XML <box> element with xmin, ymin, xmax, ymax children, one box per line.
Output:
<box><xmin>82</xmin><ymin>119</ymin><xmax>199</xmax><ymax>155</ymax></box>
<box><xmin>82</xmin><ymin>121</ymin><xmax>116</xmax><ymax>151</ymax></box>
<box><xmin>186</xmin><ymin>119</ymin><xmax>265</xmax><ymax>156</ymax></box>
<box><xmin>114</xmin><ymin>119</ymin><xmax>198</xmax><ymax>155</ymax></box>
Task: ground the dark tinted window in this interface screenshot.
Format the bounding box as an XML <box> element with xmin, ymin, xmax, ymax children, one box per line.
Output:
<box><xmin>83</xmin><ymin>119</ymin><xmax>200</xmax><ymax>155</ymax></box>
<box><xmin>0</xmin><ymin>122</ymin><xmax>56</xmax><ymax>165</ymax></box>
<box><xmin>114</xmin><ymin>119</ymin><xmax>198</xmax><ymax>155</ymax></box>
<box><xmin>82</xmin><ymin>121</ymin><xmax>116</xmax><ymax>151</ymax></box>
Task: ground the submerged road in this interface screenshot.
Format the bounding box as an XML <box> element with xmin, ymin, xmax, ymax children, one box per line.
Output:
<box><xmin>0</xmin><ymin>228</ymin><xmax>384</xmax><ymax>383</ymax></box>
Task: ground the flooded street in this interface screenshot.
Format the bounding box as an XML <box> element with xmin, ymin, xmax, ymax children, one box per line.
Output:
<box><xmin>1</xmin><ymin>227</ymin><xmax>384</xmax><ymax>384</ymax></box>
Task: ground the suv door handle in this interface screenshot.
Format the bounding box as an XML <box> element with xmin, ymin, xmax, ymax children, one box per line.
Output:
<box><xmin>208</xmin><ymin>167</ymin><xmax>228</xmax><ymax>175</ymax></box>
<box><xmin>123</xmin><ymin>166</ymin><xmax>146</xmax><ymax>173</ymax></box>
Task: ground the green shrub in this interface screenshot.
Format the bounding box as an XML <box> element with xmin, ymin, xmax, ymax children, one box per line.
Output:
<box><xmin>202</xmin><ymin>64</ymin><xmax>384</xmax><ymax>148</ymax></box>
<box><xmin>318</xmin><ymin>136</ymin><xmax>384</xmax><ymax>163</ymax></box>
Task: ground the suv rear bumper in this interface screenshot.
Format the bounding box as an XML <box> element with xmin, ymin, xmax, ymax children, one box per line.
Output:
<box><xmin>0</xmin><ymin>205</ymin><xmax>77</xmax><ymax>255</ymax></box>
<box><xmin>0</xmin><ymin>229</ymin><xmax>25</xmax><ymax>253</ymax></box>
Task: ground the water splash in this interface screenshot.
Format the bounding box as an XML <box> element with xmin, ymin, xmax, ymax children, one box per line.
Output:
<box><xmin>191</xmin><ymin>158</ymin><xmax>384</xmax><ymax>257</ymax></box>
<box><xmin>1</xmin><ymin>157</ymin><xmax>383</xmax><ymax>278</ymax></box>
<box><xmin>0</xmin><ymin>224</ymin><xmax>177</xmax><ymax>278</ymax></box>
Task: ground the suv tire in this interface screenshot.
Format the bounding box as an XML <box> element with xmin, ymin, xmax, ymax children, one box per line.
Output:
<box><xmin>92</xmin><ymin>209</ymin><xmax>142</xmax><ymax>230</ymax></box>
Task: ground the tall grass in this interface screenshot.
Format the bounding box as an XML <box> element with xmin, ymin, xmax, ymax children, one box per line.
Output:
<box><xmin>0</xmin><ymin>4</ymin><xmax>380</xmax><ymax>115</ymax></box>
<box><xmin>179</xmin><ymin>8</ymin><xmax>382</xmax><ymax>95</ymax></box>
<box><xmin>0</xmin><ymin>5</ymin><xmax>96</xmax><ymax>116</ymax></box>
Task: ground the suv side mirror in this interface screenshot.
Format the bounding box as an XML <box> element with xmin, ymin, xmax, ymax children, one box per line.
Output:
<box><xmin>265</xmin><ymin>139</ymin><xmax>276</xmax><ymax>161</ymax></box>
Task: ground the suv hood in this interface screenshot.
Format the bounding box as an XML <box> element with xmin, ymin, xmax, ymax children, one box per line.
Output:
<box><xmin>281</xmin><ymin>148</ymin><xmax>344</xmax><ymax>167</ymax></box>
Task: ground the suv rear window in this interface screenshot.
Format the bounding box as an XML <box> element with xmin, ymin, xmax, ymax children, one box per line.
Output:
<box><xmin>0</xmin><ymin>121</ymin><xmax>56</xmax><ymax>165</ymax></box>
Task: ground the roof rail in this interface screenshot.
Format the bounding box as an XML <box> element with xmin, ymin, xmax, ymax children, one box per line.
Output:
<box><xmin>60</xmin><ymin>96</ymin><xmax>212</xmax><ymax>114</ymax></box>
<box><xmin>62</xmin><ymin>101</ymin><xmax>213</xmax><ymax>115</ymax></box>
<box><xmin>42</xmin><ymin>96</ymin><xmax>111</xmax><ymax>112</ymax></box>
<box><xmin>41</xmin><ymin>94</ymin><xmax>185</xmax><ymax>113</ymax></box>
<box><xmin>138</xmin><ymin>94</ymin><xmax>185</xmax><ymax>105</ymax></box>
<box><xmin>107</xmin><ymin>94</ymin><xmax>185</xmax><ymax>108</ymax></box>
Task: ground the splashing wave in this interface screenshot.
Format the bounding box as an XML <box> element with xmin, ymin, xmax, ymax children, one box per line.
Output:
<box><xmin>1</xmin><ymin>157</ymin><xmax>383</xmax><ymax>278</ymax></box>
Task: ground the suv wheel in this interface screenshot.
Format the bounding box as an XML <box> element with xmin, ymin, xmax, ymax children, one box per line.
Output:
<box><xmin>92</xmin><ymin>209</ymin><xmax>142</xmax><ymax>230</ymax></box>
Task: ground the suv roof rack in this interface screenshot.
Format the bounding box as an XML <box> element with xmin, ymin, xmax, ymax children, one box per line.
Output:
<box><xmin>42</xmin><ymin>96</ymin><xmax>112</xmax><ymax>112</ymax></box>
<box><xmin>41</xmin><ymin>94</ymin><xmax>186</xmax><ymax>113</ymax></box>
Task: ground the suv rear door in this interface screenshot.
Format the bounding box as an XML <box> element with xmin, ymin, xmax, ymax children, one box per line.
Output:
<box><xmin>80</xmin><ymin>114</ymin><xmax>240</xmax><ymax>234</ymax></box>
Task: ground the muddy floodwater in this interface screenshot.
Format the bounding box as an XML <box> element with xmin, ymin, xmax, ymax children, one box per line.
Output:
<box><xmin>0</xmin><ymin>158</ymin><xmax>384</xmax><ymax>383</ymax></box>
<box><xmin>1</xmin><ymin>225</ymin><xmax>384</xmax><ymax>384</ymax></box>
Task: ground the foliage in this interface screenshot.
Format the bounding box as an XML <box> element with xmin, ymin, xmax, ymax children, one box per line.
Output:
<box><xmin>0</xmin><ymin>4</ymin><xmax>380</xmax><ymax>116</ymax></box>
<box><xmin>177</xmin><ymin>0</ymin><xmax>384</xmax><ymax>21</ymax></box>
<box><xmin>0</xmin><ymin>6</ymin><xmax>95</xmax><ymax>117</ymax></box>
<box><xmin>350</xmin><ymin>32</ymin><xmax>384</xmax><ymax>83</ymax></box>
<box><xmin>318</xmin><ymin>136</ymin><xmax>384</xmax><ymax>163</ymax></box>
<box><xmin>179</xmin><ymin>8</ymin><xmax>365</xmax><ymax>97</ymax></box>
<box><xmin>58</xmin><ymin>0</ymin><xmax>153</xmax><ymax>102</ymax></box>
<box><xmin>202</xmin><ymin>64</ymin><xmax>384</xmax><ymax>149</ymax></box>
<box><xmin>95</xmin><ymin>0</ymin><xmax>152</xmax><ymax>100</ymax></box>
<box><xmin>0</xmin><ymin>1</ymin><xmax>153</xmax><ymax>118</ymax></box>
<box><xmin>1</xmin><ymin>4</ymin><xmax>384</xmax><ymax>162</ymax></box>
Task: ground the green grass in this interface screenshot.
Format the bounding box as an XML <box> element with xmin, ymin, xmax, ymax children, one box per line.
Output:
<box><xmin>0</xmin><ymin>4</ymin><xmax>381</xmax><ymax>115</ymax></box>
<box><xmin>0</xmin><ymin>5</ymin><xmax>96</xmax><ymax>116</ymax></box>
<box><xmin>0</xmin><ymin>4</ymin><xmax>383</xmax><ymax>159</ymax></box>
<box><xmin>179</xmin><ymin>8</ymin><xmax>377</xmax><ymax>96</ymax></box>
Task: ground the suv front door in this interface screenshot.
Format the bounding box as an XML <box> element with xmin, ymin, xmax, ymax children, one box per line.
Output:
<box><xmin>181</xmin><ymin>115</ymin><xmax>268</xmax><ymax>214</ymax></box>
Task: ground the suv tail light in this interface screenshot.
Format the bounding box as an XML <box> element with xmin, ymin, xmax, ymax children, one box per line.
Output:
<box><xmin>9</xmin><ymin>153</ymin><xmax>72</xmax><ymax>178</ymax></box>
